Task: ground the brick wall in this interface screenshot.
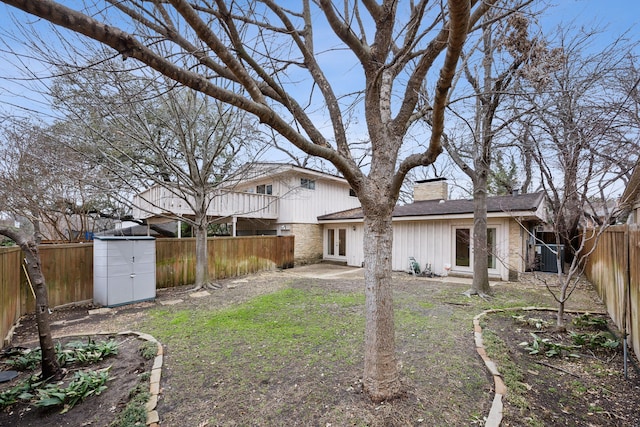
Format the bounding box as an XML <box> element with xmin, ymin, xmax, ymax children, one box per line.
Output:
<box><xmin>290</xmin><ymin>223</ymin><xmax>323</xmax><ymax>265</ymax></box>
<box><xmin>507</xmin><ymin>219</ymin><xmax>522</xmax><ymax>281</ymax></box>
<box><xmin>413</xmin><ymin>180</ymin><xmax>448</xmax><ymax>201</ymax></box>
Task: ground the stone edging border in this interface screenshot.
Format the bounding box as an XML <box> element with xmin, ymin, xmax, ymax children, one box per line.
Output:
<box><xmin>50</xmin><ymin>330</ymin><xmax>162</xmax><ymax>427</ymax></box>
<box><xmin>474</xmin><ymin>306</ymin><xmax>608</xmax><ymax>427</ymax></box>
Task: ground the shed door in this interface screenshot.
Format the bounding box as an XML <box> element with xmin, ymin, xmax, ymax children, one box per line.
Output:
<box><xmin>108</xmin><ymin>241</ymin><xmax>135</xmax><ymax>306</ymax></box>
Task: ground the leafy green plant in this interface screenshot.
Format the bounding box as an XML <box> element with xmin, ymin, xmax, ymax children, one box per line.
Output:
<box><xmin>3</xmin><ymin>339</ymin><xmax>119</xmax><ymax>373</ymax></box>
<box><xmin>569</xmin><ymin>332</ymin><xmax>619</xmax><ymax>350</ymax></box>
<box><xmin>35</xmin><ymin>368</ymin><xmax>110</xmax><ymax>413</ymax></box>
<box><xmin>3</xmin><ymin>348</ymin><xmax>42</xmax><ymax>371</ymax></box>
<box><xmin>0</xmin><ymin>369</ymin><xmax>110</xmax><ymax>413</ymax></box>
<box><xmin>0</xmin><ymin>375</ymin><xmax>42</xmax><ymax>406</ymax></box>
<box><xmin>512</xmin><ymin>314</ymin><xmax>552</xmax><ymax>330</ymax></box>
<box><xmin>60</xmin><ymin>338</ymin><xmax>119</xmax><ymax>365</ymax></box>
<box><xmin>572</xmin><ymin>313</ymin><xmax>608</xmax><ymax>330</ymax></box>
<box><xmin>1</xmin><ymin>339</ymin><xmax>118</xmax><ymax>412</ymax></box>
<box><xmin>519</xmin><ymin>333</ymin><xmax>580</xmax><ymax>358</ymax></box>
<box><xmin>138</xmin><ymin>341</ymin><xmax>158</xmax><ymax>360</ymax></box>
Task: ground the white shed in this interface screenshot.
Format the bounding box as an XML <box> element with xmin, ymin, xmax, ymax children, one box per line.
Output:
<box><xmin>93</xmin><ymin>236</ymin><xmax>156</xmax><ymax>307</ymax></box>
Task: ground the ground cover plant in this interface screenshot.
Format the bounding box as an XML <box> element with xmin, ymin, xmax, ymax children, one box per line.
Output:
<box><xmin>482</xmin><ymin>309</ymin><xmax>639</xmax><ymax>426</ymax></box>
<box><xmin>0</xmin><ymin>268</ymin><xmax>638</xmax><ymax>426</ymax></box>
<box><xmin>0</xmin><ymin>335</ymin><xmax>153</xmax><ymax>426</ymax></box>
<box><xmin>0</xmin><ymin>338</ymin><xmax>117</xmax><ymax>411</ymax></box>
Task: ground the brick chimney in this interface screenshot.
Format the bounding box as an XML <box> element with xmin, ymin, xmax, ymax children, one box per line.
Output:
<box><xmin>413</xmin><ymin>178</ymin><xmax>448</xmax><ymax>202</ymax></box>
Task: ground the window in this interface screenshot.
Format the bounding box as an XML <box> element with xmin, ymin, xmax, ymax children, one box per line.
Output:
<box><xmin>487</xmin><ymin>228</ymin><xmax>496</xmax><ymax>269</ymax></box>
<box><xmin>349</xmin><ymin>188</ymin><xmax>357</xmax><ymax>197</ymax></box>
<box><xmin>256</xmin><ymin>184</ymin><xmax>272</xmax><ymax>195</ymax></box>
<box><xmin>455</xmin><ymin>228</ymin><xmax>471</xmax><ymax>267</ymax></box>
<box><xmin>455</xmin><ymin>226</ymin><xmax>497</xmax><ymax>269</ymax></box>
<box><xmin>301</xmin><ymin>178</ymin><xmax>315</xmax><ymax>190</ymax></box>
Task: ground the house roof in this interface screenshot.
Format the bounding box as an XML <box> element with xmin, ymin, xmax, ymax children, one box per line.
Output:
<box><xmin>620</xmin><ymin>162</ymin><xmax>640</xmax><ymax>209</ymax></box>
<box><xmin>318</xmin><ymin>191</ymin><xmax>546</xmax><ymax>221</ymax></box>
<box><xmin>232</xmin><ymin>162</ymin><xmax>348</xmax><ymax>184</ymax></box>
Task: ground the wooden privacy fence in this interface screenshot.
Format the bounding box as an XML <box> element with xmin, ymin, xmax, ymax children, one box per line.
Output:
<box><xmin>1</xmin><ymin>235</ymin><xmax>294</xmax><ymax>346</ymax></box>
<box><xmin>155</xmin><ymin>236</ymin><xmax>295</xmax><ymax>288</ymax></box>
<box><xmin>582</xmin><ymin>225</ymin><xmax>640</xmax><ymax>363</ymax></box>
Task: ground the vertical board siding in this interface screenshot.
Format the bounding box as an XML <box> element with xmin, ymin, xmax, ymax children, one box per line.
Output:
<box><xmin>277</xmin><ymin>177</ymin><xmax>360</xmax><ymax>223</ymax></box>
<box><xmin>1</xmin><ymin>236</ymin><xmax>294</xmax><ymax>347</ymax></box>
<box><xmin>583</xmin><ymin>225</ymin><xmax>640</xmax><ymax>363</ymax></box>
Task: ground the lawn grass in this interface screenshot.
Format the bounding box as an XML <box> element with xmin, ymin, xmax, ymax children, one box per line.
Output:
<box><xmin>138</xmin><ymin>273</ymin><xmax>606</xmax><ymax>426</ymax></box>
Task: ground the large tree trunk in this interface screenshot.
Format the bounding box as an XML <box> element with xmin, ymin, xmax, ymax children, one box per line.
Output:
<box><xmin>361</xmin><ymin>213</ymin><xmax>401</xmax><ymax>402</ymax></box>
<box><xmin>471</xmin><ymin>174</ymin><xmax>491</xmax><ymax>295</ymax></box>
<box><xmin>193</xmin><ymin>215</ymin><xmax>210</xmax><ymax>290</ymax></box>
<box><xmin>0</xmin><ymin>227</ymin><xmax>62</xmax><ymax>380</ymax></box>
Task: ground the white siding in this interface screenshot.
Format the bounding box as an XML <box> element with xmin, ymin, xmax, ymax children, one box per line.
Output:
<box><xmin>235</xmin><ymin>172</ymin><xmax>360</xmax><ymax>225</ymax></box>
<box><xmin>276</xmin><ymin>175</ymin><xmax>360</xmax><ymax>223</ymax></box>
<box><xmin>327</xmin><ymin>218</ymin><xmax>512</xmax><ymax>280</ymax></box>
<box><xmin>392</xmin><ymin>220</ymin><xmax>453</xmax><ymax>276</ymax></box>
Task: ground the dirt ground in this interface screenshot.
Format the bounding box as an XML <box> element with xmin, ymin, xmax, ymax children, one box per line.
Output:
<box><xmin>483</xmin><ymin>309</ymin><xmax>640</xmax><ymax>426</ymax></box>
<box><xmin>0</xmin><ymin>333</ymin><xmax>151</xmax><ymax>427</ymax></box>
<box><xmin>1</xmin><ymin>266</ymin><xmax>639</xmax><ymax>426</ymax></box>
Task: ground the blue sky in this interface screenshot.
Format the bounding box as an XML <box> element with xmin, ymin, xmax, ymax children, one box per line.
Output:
<box><xmin>0</xmin><ymin>0</ymin><xmax>638</xmax><ymax>182</ymax></box>
<box><xmin>542</xmin><ymin>0</ymin><xmax>638</xmax><ymax>47</ymax></box>
<box><xmin>0</xmin><ymin>0</ymin><xmax>637</xmax><ymax>119</ymax></box>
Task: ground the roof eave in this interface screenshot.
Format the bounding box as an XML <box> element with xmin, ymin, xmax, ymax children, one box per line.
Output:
<box><xmin>318</xmin><ymin>209</ymin><xmax>544</xmax><ymax>223</ymax></box>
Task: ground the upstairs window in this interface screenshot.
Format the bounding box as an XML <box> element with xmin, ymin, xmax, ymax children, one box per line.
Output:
<box><xmin>257</xmin><ymin>184</ymin><xmax>272</xmax><ymax>195</ymax></box>
<box><xmin>349</xmin><ymin>188</ymin><xmax>357</xmax><ymax>197</ymax></box>
<box><xmin>301</xmin><ymin>178</ymin><xmax>315</xmax><ymax>190</ymax></box>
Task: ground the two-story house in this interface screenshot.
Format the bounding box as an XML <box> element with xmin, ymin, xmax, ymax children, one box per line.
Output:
<box><xmin>133</xmin><ymin>164</ymin><xmax>547</xmax><ymax>279</ymax></box>
<box><xmin>132</xmin><ymin>163</ymin><xmax>361</xmax><ymax>264</ymax></box>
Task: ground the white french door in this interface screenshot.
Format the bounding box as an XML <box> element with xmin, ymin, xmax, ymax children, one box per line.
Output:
<box><xmin>326</xmin><ymin>228</ymin><xmax>347</xmax><ymax>260</ymax></box>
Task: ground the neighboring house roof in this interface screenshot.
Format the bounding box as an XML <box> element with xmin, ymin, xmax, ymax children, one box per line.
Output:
<box><xmin>318</xmin><ymin>191</ymin><xmax>546</xmax><ymax>221</ymax></box>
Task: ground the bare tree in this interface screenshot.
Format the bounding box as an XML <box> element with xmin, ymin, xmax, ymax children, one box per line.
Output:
<box><xmin>0</xmin><ymin>120</ymin><xmax>117</xmax><ymax>242</ymax></box>
<box><xmin>442</xmin><ymin>9</ymin><xmax>551</xmax><ymax>296</ymax></box>
<box><xmin>50</xmin><ymin>63</ymin><xmax>259</xmax><ymax>290</ymax></box>
<box><xmin>514</xmin><ymin>27</ymin><xmax>640</xmax><ymax>328</ymax></box>
<box><xmin>0</xmin><ymin>226</ymin><xmax>62</xmax><ymax>380</ymax></box>
<box><xmin>518</xmin><ymin>27</ymin><xmax>639</xmax><ymax>260</ymax></box>
<box><xmin>2</xmin><ymin>0</ymin><xmax>502</xmax><ymax>401</ymax></box>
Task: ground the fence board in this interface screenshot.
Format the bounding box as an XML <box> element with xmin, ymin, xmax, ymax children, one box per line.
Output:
<box><xmin>2</xmin><ymin>236</ymin><xmax>294</xmax><ymax>346</ymax></box>
<box><xmin>39</xmin><ymin>244</ymin><xmax>94</xmax><ymax>308</ymax></box>
<box><xmin>630</xmin><ymin>227</ymin><xmax>640</xmax><ymax>360</ymax></box>
<box><xmin>0</xmin><ymin>247</ymin><xmax>23</xmax><ymax>345</ymax></box>
<box><xmin>583</xmin><ymin>225</ymin><xmax>640</xmax><ymax>364</ymax></box>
